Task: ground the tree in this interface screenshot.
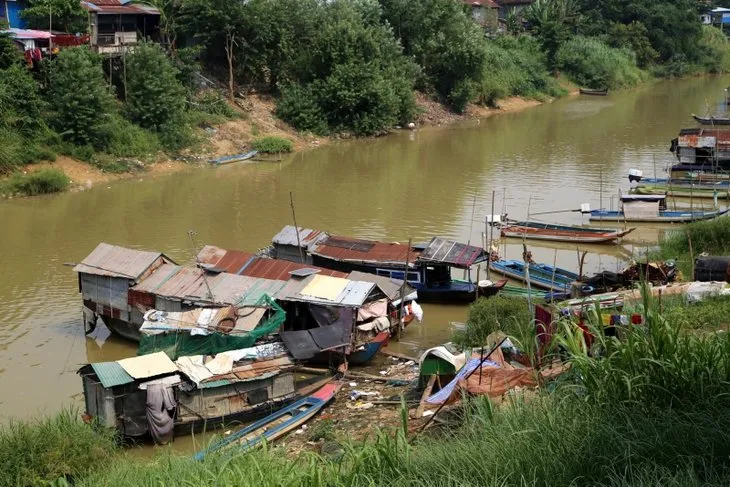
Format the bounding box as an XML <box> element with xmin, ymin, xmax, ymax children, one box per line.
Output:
<box><xmin>0</xmin><ymin>32</ymin><xmax>22</xmax><ymax>70</ymax></box>
<box><xmin>22</xmin><ymin>0</ymin><xmax>87</xmax><ymax>34</ymax></box>
<box><xmin>523</xmin><ymin>0</ymin><xmax>582</xmax><ymax>70</ymax></box>
<box><xmin>380</xmin><ymin>0</ymin><xmax>487</xmax><ymax>111</ymax></box>
<box><xmin>124</xmin><ymin>42</ymin><xmax>186</xmax><ymax>131</ymax></box>
<box><xmin>50</xmin><ymin>47</ymin><xmax>115</xmax><ymax>147</ymax></box>
<box><xmin>577</xmin><ymin>0</ymin><xmax>703</xmax><ymax>64</ymax></box>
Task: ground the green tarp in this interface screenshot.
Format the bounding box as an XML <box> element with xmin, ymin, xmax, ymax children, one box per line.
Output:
<box><xmin>137</xmin><ymin>295</ymin><xmax>286</xmax><ymax>360</ymax></box>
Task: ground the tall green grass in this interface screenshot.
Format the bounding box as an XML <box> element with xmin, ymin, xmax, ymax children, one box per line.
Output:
<box><xmin>1</xmin><ymin>168</ymin><xmax>70</xmax><ymax>196</ymax></box>
<box><xmin>653</xmin><ymin>216</ymin><xmax>730</xmax><ymax>276</ymax></box>
<box><xmin>557</xmin><ymin>36</ymin><xmax>647</xmax><ymax>89</ymax></box>
<box><xmin>0</xmin><ymin>410</ymin><xmax>116</xmax><ymax>486</ymax></box>
<box><xmin>478</xmin><ymin>36</ymin><xmax>566</xmax><ymax>107</ymax></box>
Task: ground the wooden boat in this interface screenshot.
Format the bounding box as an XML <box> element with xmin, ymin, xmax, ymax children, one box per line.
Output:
<box><xmin>499</xmin><ymin>220</ymin><xmax>635</xmax><ymax>243</ymax></box>
<box><xmin>632</xmin><ymin>177</ymin><xmax>730</xmax><ymax>189</ymax></box>
<box><xmin>209</xmin><ymin>150</ymin><xmax>258</xmax><ymax>165</ymax></box>
<box><xmin>632</xmin><ymin>186</ymin><xmax>730</xmax><ymax>200</ymax></box>
<box><xmin>488</xmin><ymin>260</ymin><xmax>578</xmax><ymax>292</ymax></box>
<box><xmin>193</xmin><ymin>382</ymin><xmax>341</xmax><ymax>460</ymax></box>
<box><xmin>693</xmin><ymin>114</ymin><xmax>730</xmax><ymax>126</ymax></box>
<box><xmin>589</xmin><ymin>194</ymin><xmax>729</xmax><ymax>223</ymax></box>
<box><xmin>590</xmin><ymin>208</ymin><xmax>728</xmax><ymax>222</ymax></box>
<box><xmin>348</xmin><ymin>331</ymin><xmax>389</xmax><ymax>365</ymax></box>
<box><xmin>579</xmin><ymin>88</ymin><xmax>608</xmax><ymax>96</ymax></box>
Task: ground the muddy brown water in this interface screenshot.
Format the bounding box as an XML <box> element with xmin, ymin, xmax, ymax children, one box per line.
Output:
<box><xmin>1</xmin><ymin>76</ymin><xmax>728</xmax><ymax>432</ymax></box>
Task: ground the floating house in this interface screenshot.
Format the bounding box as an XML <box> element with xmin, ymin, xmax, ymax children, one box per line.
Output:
<box><xmin>78</xmin><ymin>345</ymin><xmax>301</xmax><ymax>443</ymax></box>
<box><xmin>671</xmin><ymin>128</ymin><xmax>730</xmax><ymax>166</ymax></box>
<box><xmin>74</xmin><ymin>243</ymin><xmax>175</xmax><ymax>340</ymax></box>
<box><xmin>270</xmin><ymin>226</ymin><xmax>496</xmax><ymax>303</ymax></box>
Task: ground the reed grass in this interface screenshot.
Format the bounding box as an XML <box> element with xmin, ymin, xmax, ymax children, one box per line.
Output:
<box><xmin>653</xmin><ymin>216</ymin><xmax>730</xmax><ymax>277</ymax></box>
<box><xmin>0</xmin><ymin>409</ymin><xmax>116</xmax><ymax>486</ymax></box>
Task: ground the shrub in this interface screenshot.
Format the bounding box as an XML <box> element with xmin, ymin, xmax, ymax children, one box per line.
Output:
<box><xmin>452</xmin><ymin>295</ymin><xmax>532</xmax><ymax>348</ymax></box>
<box><xmin>99</xmin><ymin>116</ymin><xmax>161</xmax><ymax>159</ymax></box>
<box><xmin>124</xmin><ymin>43</ymin><xmax>187</xmax><ymax>132</ymax></box>
<box><xmin>0</xmin><ymin>409</ymin><xmax>116</xmax><ymax>485</ymax></box>
<box><xmin>2</xmin><ymin>168</ymin><xmax>70</xmax><ymax>196</ymax></box>
<box><xmin>0</xmin><ymin>130</ymin><xmax>24</xmax><ymax>175</ymax></box>
<box><xmin>653</xmin><ymin>216</ymin><xmax>730</xmax><ymax>276</ymax></box>
<box><xmin>556</xmin><ymin>35</ymin><xmax>646</xmax><ymax>89</ymax></box>
<box><xmin>698</xmin><ymin>25</ymin><xmax>730</xmax><ymax>74</ymax></box>
<box><xmin>252</xmin><ymin>136</ymin><xmax>293</xmax><ymax>153</ymax></box>
<box><xmin>276</xmin><ymin>83</ymin><xmax>329</xmax><ymax>135</ymax></box>
<box><xmin>191</xmin><ymin>90</ymin><xmax>236</xmax><ymax>118</ymax></box>
<box><xmin>50</xmin><ymin>47</ymin><xmax>116</xmax><ymax>148</ymax></box>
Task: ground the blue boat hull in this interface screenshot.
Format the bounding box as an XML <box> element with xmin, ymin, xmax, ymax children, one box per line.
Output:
<box><xmin>589</xmin><ymin>209</ymin><xmax>728</xmax><ymax>223</ymax></box>
<box><xmin>489</xmin><ymin>260</ymin><xmax>575</xmax><ymax>292</ymax></box>
<box><xmin>348</xmin><ymin>332</ymin><xmax>389</xmax><ymax>365</ymax></box>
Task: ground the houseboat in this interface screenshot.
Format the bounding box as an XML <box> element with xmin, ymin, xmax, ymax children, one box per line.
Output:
<box><xmin>269</xmin><ymin>226</ymin><xmax>502</xmax><ymax>304</ymax></box>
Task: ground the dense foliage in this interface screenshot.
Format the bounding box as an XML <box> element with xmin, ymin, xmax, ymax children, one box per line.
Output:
<box><xmin>21</xmin><ymin>0</ymin><xmax>87</xmax><ymax>34</ymax></box>
<box><xmin>556</xmin><ymin>36</ymin><xmax>646</xmax><ymax>89</ymax></box>
<box><xmin>49</xmin><ymin>48</ymin><xmax>116</xmax><ymax>148</ymax></box>
<box><xmin>252</xmin><ymin>136</ymin><xmax>293</xmax><ymax>153</ymax></box>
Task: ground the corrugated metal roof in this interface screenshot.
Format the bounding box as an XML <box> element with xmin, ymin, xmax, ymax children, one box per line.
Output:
<box><xmin>91</xmin><ymin>362</ymin><xmax>134</xmax><ymax>388</ymax></box>
<box><xmin>197</xmin><ymin>245</ymin><xmax>347</xmax><ymax>280</ymax></box>
<box><xmin>278</xmin><ymin>274</ymin><xmax>377</xmax><ymax>307</ymax></box>
<box><xmin>271</xmin><ymin>225</ymin><xmax>328</xmax><ymax>247</ymax></box>
<box><xmin>132</xmin><ymin>263</ymin><xmax>286</xmax><ymax>306</ymax></box>
<box><xmin>272</xmin><ymin>226</ymin><xmax>419</xmax><ymax>266</ymax></box>
<box><xmin>417</xmin><ymin>237</ymin><xmax>487</xmax><ymax>268</ymax></box>
<box><xmin>196</xmin><ymin>245</ymin><xmax>255</xmax><ymax>274</ymax></box>
<box><xmin>81</xmin><ymin>0</ymin><xmax>159</xmax><ymax>14</ymax></box>
<box><xmin>347</xmin><ymin>271</ymin><xmax>415</xmax><ymax>301</ymax></box>
<box><xmin>73</xmin><ymin>243</ymin><xmax>171</xmax><ymax>280</ymax></box>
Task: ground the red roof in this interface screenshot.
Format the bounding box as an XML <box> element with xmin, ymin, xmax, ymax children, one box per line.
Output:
<box><xmin>196</xmin><ymin>245</ymin><xmax>347</xmax><ymax>280</ymax></box>
<box><xmin>312</xmin><ymin>235</ymin><xmax>421</xmax><ymax>267</ymax></box>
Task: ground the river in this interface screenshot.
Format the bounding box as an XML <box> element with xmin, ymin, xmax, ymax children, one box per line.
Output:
<box><xmin>1</xmin><ymin>76</ymin><xmax>728</xmax><ymax>424</ymax></box>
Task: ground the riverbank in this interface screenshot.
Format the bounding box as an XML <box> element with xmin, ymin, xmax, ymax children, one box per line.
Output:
<box><xmin>1</xmin><ymin>89</ymin><xmax>573</xmax><ymax>198</ymax></box>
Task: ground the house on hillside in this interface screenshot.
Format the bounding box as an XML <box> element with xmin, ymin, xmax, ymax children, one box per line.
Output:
<box><xmin>707</xmin><ymin>7</ymin><xmax>730</xmax><ymax>36</ymax></box>
<box><xmin>81</xmin><ymin>0</ymin><xmax>160</xmax><ymax>54</ymax></box>
<box><xmin>1</xmin><ymin>0</ymin><xmax>28</xmax><ymax>29</ymax></box>
<box><xmin>495</xmin><ymin>0</ymin><xmax>533</xmax><ymax>20</ymax></box>
<box><xmin>463</xmin><ymin>0</ymin><xmax>499</xmax><ymax>30</ymax></box>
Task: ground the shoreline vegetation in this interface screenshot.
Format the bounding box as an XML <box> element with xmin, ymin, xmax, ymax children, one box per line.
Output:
<box><xmin>3</xmin><ymin>0</ymin><xmax>730</xmax><ymax>197</ymax></box>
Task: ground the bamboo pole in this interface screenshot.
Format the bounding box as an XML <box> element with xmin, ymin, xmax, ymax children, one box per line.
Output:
<box><xmin>397</xmin><ymin>239</ymin><xmax>412</xmax><ymax>340</ymax></box>
<box><xmin>289</xmin><ymin>192</ymin><xmax>305</xmax><ymax>263</ymax></box>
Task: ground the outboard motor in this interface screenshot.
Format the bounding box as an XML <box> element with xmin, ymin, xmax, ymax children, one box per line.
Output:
<box><xmin>628</xmin><ymin>168</ymin><xmax>643</xmax><ymax>183</ymax></box>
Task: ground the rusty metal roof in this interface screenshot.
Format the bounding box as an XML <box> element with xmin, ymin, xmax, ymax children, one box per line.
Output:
<box><xmin>196</xmin><ymin>245</ymin><xmax>256</xmax><ymax>274</ymax></box>
<box><xmin>132</xmin><ymin>264</ymin><xmax>286</xmax><ymax>306</ymax></box>
<box><xmin>81</xmin><ymin>0</ymin><xmax>159</xmax><ymax>14</ymax></box>
<box><xmin>271</xmin><ymin>226</ymin><xmax>327</xmax><ymax>248</ymax></box>
<box><xmin>73</xmin><ymin>243</ymin><xmax>172</xmax><ymax>280</ymax></box>
<box><xmin>197</xmin><ymin>245</ymin><xmax>346</xmax><ymax>280</ymax></box>
<box><xmin>417</xmin><ymin>237</ymin><xmax>488</xmax><ymax>268</ymax></box>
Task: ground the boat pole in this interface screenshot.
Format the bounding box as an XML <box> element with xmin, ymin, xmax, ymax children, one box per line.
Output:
<box><xmin>487</xmin><ymin>190</ymin><xmax>496</xmax><ymax>280</ymax></box>
<box><xmin>397</xmin><ymin>239</ymin><xmax>412</xmax><ymax>340</ymax></box>
<box><xmin>289</xmin><ymin>191</ymin><xmax>305</xmax><ymax>263</ymax></box>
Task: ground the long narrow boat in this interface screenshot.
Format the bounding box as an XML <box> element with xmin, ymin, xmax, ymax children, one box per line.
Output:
<box><xmin>194</xmin><ymin>382</ymin><xmax>341</xmax><ymax>460</ymax></box>
<box><xmin>693</xmin><ymin>114</ymin><xmax>730</xmax><ymax>126</ymax></box>
<box><xmin>632</xmin><ymin>185</ymin><xmax>730</xmax><ymax>200</ymax></box>
<box><xmin>589</xmin><ymin>208</ymin><xmax>728</xmax><ymax>222</ymax></box>
<box><xmin>579</xmin><ymin>88</ymin><xmax>608</xmax><ymax>96</ymax></box>
<box><xmin>499</xmin><ymin>220</ymin><xmax>635</xmax><ymax>243</ymax></box>
<box><xmin>209</xmin><ymin>150</ymin><xmax>258</xmax><ymax>165</ymax></box>
<box><xmin>632</xmin><ymin>178</ymin><xmax>730</xmax><ymax>189</ymax></box>
<box><xmin>488</xmin><ymin>260</ymin><xmax>578</xmax><ymax>292</ymax></box>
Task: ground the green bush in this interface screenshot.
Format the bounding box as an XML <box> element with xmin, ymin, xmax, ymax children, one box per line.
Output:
<box><xmin>556</xmin><ymin>35</ymin><xmax>646</xmax><ymax>89</ymax></box>
<box><xmin>452</xmin><ymin>295</ymin><xmax>532</xmax><ymax>348</ymax></box>
<box><xmin>653</xmin><ymin>216</ymin><xmax>730</xmax><ymax>277</ymax></box>
<box><xmin>191</xmin><ymin>90</ymin><xmax>236</xmax><ymax>118</ymax></box>
<box><xmin>0</xmin><ymin>409</ymin><xmax>116</xmax><ymax>486</ymax></box>
<box><xmin>2</xmin><ymin>168</ymin><xmax>70</xmax><ymax>196</ymax></box>
<box><xmin>124</xmin><ymin>42</ymin><xmax>187</xmax><ymax>132</ymax></box>
<box><xmin>100</xmin><ymin>116</ymin><xmax>161</xmax><ymax>159</ymax></box>
<box><xmin>252</xmin><ymin>136</ymin><xmax>293</xmax><ymax>153</ymax></box>
<box><xmin>698</xmin><ymin>25</ymin><xmax>730</xmax><ymax>74</ymax></box>
<box><xmin>50</xmin><ymin>47</ymin><xmax>116</xmax><ymax>148</ymax></box>
<box><xmin>477</xmin><ymin>36</ymin><xmax>566</xmax><ymax>107</ymax></box>
<box><xmin>276</xmin><ymin>83</ymin><xmax>329</xmax><ymax>135</ymax></box>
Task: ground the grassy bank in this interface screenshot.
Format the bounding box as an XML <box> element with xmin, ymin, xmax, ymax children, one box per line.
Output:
<box><xmin>653</xmin><ymin>216</ymin><xmax>730</xmax><ymax>276</ymax></box>
<box><xmin>5</xmin><ymin>288</ymin><xmax>730</xmax><ymax>485</ymax></box>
